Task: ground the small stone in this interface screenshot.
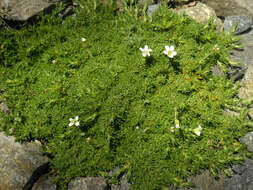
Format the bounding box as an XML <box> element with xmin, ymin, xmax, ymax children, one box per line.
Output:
<box><xmin>232</xmin><ymin>164</ymin><xmax>247</xmax><ymax>175</ymax></box>
<box><xmin>239</xmin><ymin>132</ymin><xmax>253</xmax><ymax>152</ymax></box>
<box><xmin>9</xmin><ymin>128</ymin><xmax>14</xmax><ymax>134</ymax></box>
<box><xmin>0</xmin><ymin>100</ymin><xmax>10</xmax><ymax>114</ymax></box>
<box><xmin>223</xmin><ymin>15</ymin><xmax>252</xmax><ymax>35</ymax></box>
<box><xmin>35</xmin><ymin>140</ymin><xmax>42</xmax><ymax>146</ymax></box>
<box><xmin>68</xmin><ymin>177</ymin><xmax>109</xmax><ymax>190</ymax></box>
<box><xmin>85</xmin><ymin>137</ymin><xmax>91</xmax><ymax>143</ymax></box>
<box><xmin>147</xmin><ymin>3</ymin><xmax>161</xmax><ymax>17</ymax></box>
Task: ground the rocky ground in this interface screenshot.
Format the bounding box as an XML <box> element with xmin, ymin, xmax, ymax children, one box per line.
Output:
<box><xmin>202</xmin><ymin>0</ymin><xmax>253</xmax><ymax>20</ymax></box>
<box><xmin>1</xmin><ymin>0</ymin><xmax>253</xmax><ymax>190</ymax></box>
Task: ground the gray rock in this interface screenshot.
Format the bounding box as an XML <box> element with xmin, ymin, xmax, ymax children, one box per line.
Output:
<box><xmin>230</xmin><ymin>27</ymin><xmax>253</xmax><ymax>117</ymax></box>
<box><xmin>224</xmin><ymin>15</ymin><xmax>252</xmax><ymax>35</ymax></box>
<box><xmin>58</xmin><ymin>5</ymin><xmax>75</xmax><ymax>21</ymax></box>
<box><xmin>108</xmin><ymin>167</ymin><xmax>131</xmax><ymax>190</ymax></box>
<box><xmin>232</xmin><ymin>163</ymin><xmax>247</xmax><ymax>175</ymax></box>
<box><xmin>240</xmin><ymin>132</ymin><xmax>253</xmax><ymax>153</ymax></box>
<box><xmin>147</xmin><ymin>3</ymin><xmax>161</xmax><ymax>17</ymax></box>
<box><xmin>180</xmin><ymin>170</ymin><xmax>226</xmax><ymax>190</ymax></box>
<box><xmin>235</xmin><ymin>0</ymin><xmax>253</xmax><ymax>17</ymax></box>
<box><xmin>0</xmin><ymin>0</ymin><xmax>57</xmax><ymax>21</ymax></box>
<box><xmin>111</xmin><ymin>173</ymin><xmax>131</xmax><ymax>190</ymax></box>
<box><xmin>0</xmin><ymin>132</ymin><xmax>49</xmax><ymax>190</ymax></box>
<box><xmin>202</xmin><ymin>0</ymin><xmax>253</xmax><ymax>20</ymax></box>
<box><xmin>68</xmin><ymin>177</ymin><xmax>109</xmax><ymax>190</ymax></box>
<box><xmin>223</xmin><ymin>158</ymin><xmax>253</xmax><ymax>190</ymax></box>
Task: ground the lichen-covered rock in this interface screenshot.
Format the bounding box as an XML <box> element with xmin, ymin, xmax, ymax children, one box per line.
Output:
<box><xmin>175</xmin><ymin>2</ymin><xmax>223</xmax><ymax>32</ymax></box>
<box><xmin>0</xmin><ymin>0</ymin><xmax>57</xmax><ymax>21</ymax></box>
<box><xmin>223</xmin><ymin>15</ymin><xmax>252</xmax><ymax>35</ymax></box>
<box><xmin>0</xmin><ymin>132</ymin><xmax>49</xmax><ymax>190</ymax></box>
<box><xmin>68</xmin><ymin>177</ymin><xmax>109</xmax><ymax>190</ymax></box>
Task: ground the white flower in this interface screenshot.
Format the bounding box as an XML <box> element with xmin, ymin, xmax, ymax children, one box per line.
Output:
<box><xmin>193</xmin><ymin>125</ymin><xmax>202</xmax><ymax>136</ymax></box>
<box><xmin>140</xmin><ymin>45</ymin><xmax>152</xmax><ymax>57</ymax></box>
<box><xmin>213</xmin><ymin>44</ymin><xmax>219</xmax><ymax>51</ymax></box>
<box><xmin>163</xmin><ymin>45</ymin><xmax>177</xmax><ymax>58</ymax></box>
<box><xmin>69</xmin><ymin>116</ymin><xmax>80</xmax><ymax>127</ymax></box>
<box><xmin>170</xmin><ymin>126</ymin><xmax>175</xmax><ymax>132</ymax></box>
<box><xmin>175</xmin><ymin>119</ymin><xmax>180</xmax><ymax>129</ymax></box>
<box><xmin>82</xmin><ymin>37</ymin><xmax>86</xmax><ymax>43</ymax></box>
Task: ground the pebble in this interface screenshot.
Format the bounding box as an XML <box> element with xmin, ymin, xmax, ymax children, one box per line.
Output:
<box><xmin>223</xmin><ymin>15</ymin><xmax>252</xmax><ymax>35</ymax></box>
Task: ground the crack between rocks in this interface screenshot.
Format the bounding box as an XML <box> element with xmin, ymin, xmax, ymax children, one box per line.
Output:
<box><xmin>22</xmin><ymin>162</ymin><xmax>50</xmax><ymax>190</ymax></box>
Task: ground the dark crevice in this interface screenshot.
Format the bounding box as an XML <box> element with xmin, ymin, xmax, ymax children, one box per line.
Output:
<box><xmin>22</xmin><ymin>162</ymin><xmax>51</xmax><ymax>190</ymax></box>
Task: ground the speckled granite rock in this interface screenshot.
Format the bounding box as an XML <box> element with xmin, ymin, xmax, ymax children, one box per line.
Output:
<box><xmin>68</xmin><ymin>177</ymin><xmax>109</xmax><ymax>190</ymax></box>
<box><xmin>0</xmin><ymin>0</ymin><xmax>57</xmax><ymax>21</ymax></box>
<box><xmin>223</xmin><ymin>15</ymin><xmax>252</xmax><ymax>35</ymax></box>
<box><xmin>175</xmin><ymin>2</ymin><xmax>223</xmax><ymax>32</ymax></box>
<box><xmin>0</xmin><ymin>132</ymin><xmax>48</xmax><ymax>190</ymax></box>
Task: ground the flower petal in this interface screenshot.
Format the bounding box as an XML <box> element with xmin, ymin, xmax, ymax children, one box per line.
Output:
<box><xmin>75</xmin><ymin>121</ymin><xmax>80</xmax><ymax>126</ymax></box>
<box><xmin>195</xmin><ymin>131</ymin><xmax>201</xmax><ymax>136</ymax></box>
<box><xmin>69</xmin><ymin>122</ymin><xmax>73</xmax><ymax>127</ymax></box>
<box><xmin>69</xmin><ymin>118</ymin><xmax>73</xmax><ymax>122</ymax></box>
<box><xmin>75</xmin><ymin>116</ymin><xmax>79</xmax><ymax>120</ymax></box>
<box><xmin>169</xmin><ymin>46</ymin><xmax>174</xmax><ymax>51</ymax></box>
<box><xmin>168</xmin><ymin>54</ymin><xmax>174</xmax><ymax>58</ymax></box>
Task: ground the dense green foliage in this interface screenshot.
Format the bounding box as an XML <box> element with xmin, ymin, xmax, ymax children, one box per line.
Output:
<box><xmin>0</xmin><ymin>1</ymin><xmax>252</xmax><ymax>189</ymax></box>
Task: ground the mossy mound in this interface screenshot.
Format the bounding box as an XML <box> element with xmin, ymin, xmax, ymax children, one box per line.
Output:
<box><xmin>0</xmin><ymin>1</ymin><xmax>252</xmax><ymax>189</ymax></box>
